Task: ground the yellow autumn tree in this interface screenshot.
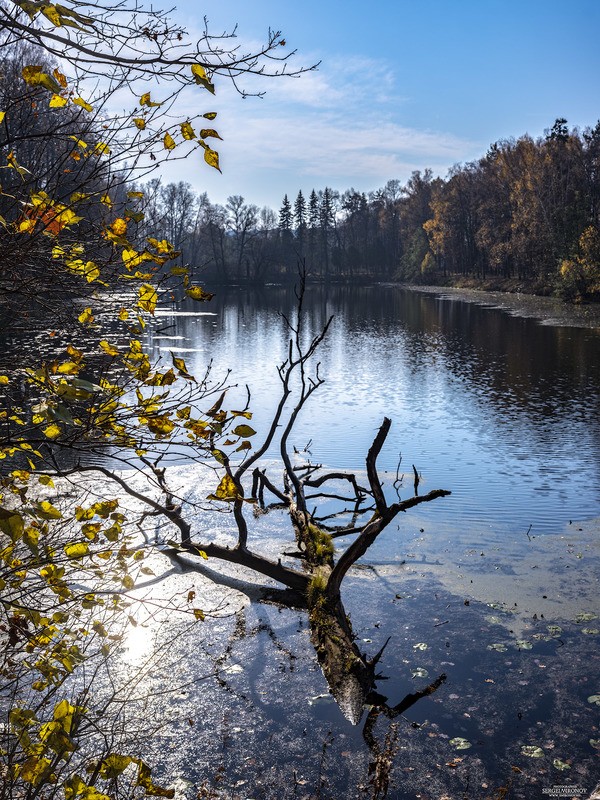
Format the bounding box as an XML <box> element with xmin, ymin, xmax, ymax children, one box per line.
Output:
<box><xmin>0</xmin><ymin>2</ymin><xmax>310</xmax><ymax>796</ymax></box>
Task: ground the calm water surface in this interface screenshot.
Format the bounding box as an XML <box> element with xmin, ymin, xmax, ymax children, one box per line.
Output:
<box><xmin>147</xmin><ymin>285</ymin><xmax>600</xmax><ymax>537</ymax></box>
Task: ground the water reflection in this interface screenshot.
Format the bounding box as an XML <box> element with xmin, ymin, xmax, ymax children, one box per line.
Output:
<box><xmin>145</xmin><ymin>286</ymin><xmax>600</xmax><ymax>535</ymax></box>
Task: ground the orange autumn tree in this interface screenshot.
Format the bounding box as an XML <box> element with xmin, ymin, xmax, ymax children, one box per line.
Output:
<box><xmin>0</xmin><ymin>3</ymin><xmax>310</xmax><ymax>796</ymax></box>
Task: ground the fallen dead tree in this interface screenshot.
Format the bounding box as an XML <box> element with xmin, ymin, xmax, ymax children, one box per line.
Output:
<box><xmin>65</xmin><ymin>280</ymin><xmax>450</xmax><ymax>724</ymax></box>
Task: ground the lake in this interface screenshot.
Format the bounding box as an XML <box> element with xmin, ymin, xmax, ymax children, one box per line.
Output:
<box><xmin>121</xmin><ymin>285</ymin><xmax>600</xmax><ymax>798</ymax></box>
<box><xmin>148</xmin><ymin>284</ymin><xmax>600</xmax><ymax>536</ymax></box>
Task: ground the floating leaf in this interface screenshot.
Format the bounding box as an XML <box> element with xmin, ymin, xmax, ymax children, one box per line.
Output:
<box><xmin>449</xmin><ymin>738</ymin><xmax>471</xmax><ymax>750</ymax></box>
<box><xmin>587</xmin><ymin>694</ymin><xmax>600</xmax><ymax>706</ymax></box>
<box><xmin>575</xmin><ymin>612</ymin><xmax>597</xmax><ymax>623</ymax></box>
<box><xmin>547</xmin><ymin>625</ymin><xmax>562</xmax><ymax>636</ymax></box>
<box><xmin>412</xmin><ymin>642</ymin><xmax>428</xmax><ymax>651</ymax></box>
<box><xmin>582</xmin><ymin>628</ymin><xmax>599</xmax><ymax>635</ymax></box>
<box><xmin>521</xmin><ymin>745</ymin><xmax>545</xmax><ymax>758</ymax></box>
<box><xmin>487</xmin><ymin>643</ymin><xmax>507</xmax><ymax>652</ymax></box>
<box><xmin>411</xmin><ymin>667</ymin><xmax>429</xmax><ymax>679</ymax></box>
<box><xmin>552</xmin><ymin>758</ymin><xmax>570</xmax><ymax>771</ymax></box>
<box><xmin>515</xmin><ymin>639</ymin><xmax>533</xmax><ymax>650</ymax></box>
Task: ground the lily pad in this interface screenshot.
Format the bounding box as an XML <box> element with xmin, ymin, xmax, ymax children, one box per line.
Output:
<box><xmin>575</xmin><ymin>612</ymin><xmax>598</xmax><ymax>623</ymax></box>
<box><xmin>521</xmin><ymin>745</ymin><xmax>545</xmax><ymax>758</ymax></box>
<box><xmin>449</xmin><ymin>737</ymin><xmax>472</xmax><ymax>750</ymax></box>
<box><xmin>589</xmin><ymin>739</ymin><xmax>600</xmax><ymax>749</ymax></box>
<box><xmin>581</xmin><ymin>628</ymin><xmax>599</xmax><ymax>635</ymax></box>
<box><xmin>411</xmin><ymin>667</ymin><xmax>429</xmax><ymax>679</ymax></box>
<box><xmin>587</xmin><ymin>694</ymin><xmax>600</xmax><ymax>706</ymax></box>
<box><xmin>547</xmin><ymin>625</ymin><xmax>562</xmax><ymax>636</ymax></box>
<box><xmin>515</xmin><ymin>639</ymin><xmax>533</xmax><ymax>650</ymax></box>
<box><xmin>552</xmin><ymin>758</ymin><xmax>571</xmax><ymax>771</ymax></box>
<box><xmin>487</xmin><ymin>643</ymin><xmax>507</xmax><ymax>652</ymax></box>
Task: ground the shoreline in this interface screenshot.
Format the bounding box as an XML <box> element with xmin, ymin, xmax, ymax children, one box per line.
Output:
<box><xmin>402</xmin><ymin>283</ymin><xmax>600</xmax><ymax>330</ymax></box>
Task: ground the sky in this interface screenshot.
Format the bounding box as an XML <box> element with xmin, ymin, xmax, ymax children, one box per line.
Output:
<box><xmin>158</xmin><ymin>0</ymin><xmax>600</xmax><ymax>211</ymax></box>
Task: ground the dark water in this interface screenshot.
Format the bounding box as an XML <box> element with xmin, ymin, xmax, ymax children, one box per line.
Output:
<box><xmin>116</xmin><ymin>286</ymin><xmax>600</xmax><ymax>798</ymax></box>
<box><xmin>147</xmin><ymin>285</ymin><xmax>600</xmax><ymax>536</ymax></box>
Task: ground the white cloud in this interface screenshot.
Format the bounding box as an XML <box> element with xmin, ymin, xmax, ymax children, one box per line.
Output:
<box><xmin>154</xmin><ymin>51</ymin><xmax>479</xmax><ymax>208</ymax></box>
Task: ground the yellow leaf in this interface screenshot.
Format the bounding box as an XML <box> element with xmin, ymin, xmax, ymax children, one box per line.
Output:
<box><xmin>49</xmin><ymin>94</ymin><xmax>68</xmax><ymax>108</ymax></box>
<box><xmin>191</xmin><ymin>64</ymin><xmax>215</xmax><ymax>94</ymax></box>
<box><xmin>145</xmin><ymin>415</ymin><xmax>175</xmax><ymax>436</ymax></box>
<box><xmin>41</xmin><ymin>4</ymin><xmax>61</xmax><ymax>25</ymax></box>
<box><xmin>163</xmin><ymin>132</ymin><xmax>176</xmax><ymax>150</ymax></box>
<box><xmin>180</xmin><ymin>121</ymin><xmax>196</xmax><ymax>140</ymax></box>
<box><xmin>203</xmin><ymin>112</ymin><xmax>217</xmax><ymax>120</ymax></box>
<box><xmin>100</xmin><ymin>194</ymin><xmax>113</xmax><ymax>207</ymax></box>
<box><xmin>139</xmin><ymin>92</ymin><xmax>162</xmax><ymax>107</ymax></box>
<box><xmin>57</xmin><ymin>361</ymin><xmax>80</xmax><ymax>374</ymax></box>
<box><xmin>118</xmin><ymin>307</ymin><xmax>129</xmax><ymax>321</ymax></box>
<box><xmin>78</xmin><ymin>307</ymin><xmax>94</xmax><ymax>325</ymax></box>
<box><xmin>99</xmin><ymin>340</ymin><xmax>119</xmax><ymax>357</ymax></box>
<box><xmin>37</xmin><ymin>500</ymin><xmax>62</xmax><ymax>520</ymax></box>
<box><xmin>43</xmin><ymin>423</ymin><xmax>61</xmax><ymax>439</ymax></box>
<box><xmin>22</xmin><ymin>65</ymin><xmax>62</xmax><ymax>93</ymax></box>
<box><xmin>133</xmin><ymin>117</ymin><xmax>146</xmax><ymax>129</ymax></box>
<box><xmin>94</xmin><ymin>142</ymin><xmax>110</xmax><ymax>156</ymax></box>
<box><xmin>64</xmin><ymin>541</ymin><xmax>89</xmax><ymax>559</ymax></box>
<box><xmin>199</xmin><ymin>128</ymin><xmax>223</xmax><ymax>141</ymax></box>
<box><xmin>72</xmin><ymin>96</ymin><xmax>93</xmax><ymax>112</ymax></box>
<box><xmin>185</xmin><ymin>285</ymin><xmax>214</xmax><ymax>302</ymax></box>
<box><xmin>53</xmin><ymin>67</ymin><xmax>67</xmax><ymax>88</ymax></box>
<box><xmin>171</xmin><ymin>354</ymin><xmax>189</xmax><ymax>375</ymax></box>
<box><xmin>0</xmin><ymin>111</ymin><xmax>5</xmax><ymax>124</ymax></box>
<box><xmin>111</xmin><ymin>218</ymin><xmax>127</xmax><ymax>236</ymax></box>
<box><xmin>208</xmin><ymin>474</ymin><xmax>239</xmax><ymax>502</ymax></box>
<box><xmin>203</xmin><ymin>147</ymin><xmax>221</xmax><ymax>172</ymax></box>
<box><xmin>127</xmin><ymin>191</ymin><xmax>144</xmax><ymax>199</ymax></box>
<box><xmin>137</xmin><ymin>283</ymin><xmax>158</xmax><ymax>314</ymax></box>
<box><xmin>18</xmin><ymin>219</ymin><xmax>37</xmax><ymax>233</ymax></box>
<box><xmin>0</xmin><ymin>375</ymin><xmax>9</xmax><ymax>384</ymax></box>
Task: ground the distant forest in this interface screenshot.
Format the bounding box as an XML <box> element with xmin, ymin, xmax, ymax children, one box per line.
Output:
<box><xmin>141</xmin><ymin>118</ymin><xmax>600</xmax><ymax>300</ymax></box>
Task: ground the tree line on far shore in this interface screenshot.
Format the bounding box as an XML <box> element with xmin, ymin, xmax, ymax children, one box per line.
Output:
<box><xmin>144</xmin><ymin>118</ymin><xmax>600</xmax><ymax>301</ymax></box>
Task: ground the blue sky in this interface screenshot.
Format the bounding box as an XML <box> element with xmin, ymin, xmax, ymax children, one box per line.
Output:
<box><xmin>162</xmin><ymin>0</ymin><xmax>600</xmax><ymax>210</ymax></box>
